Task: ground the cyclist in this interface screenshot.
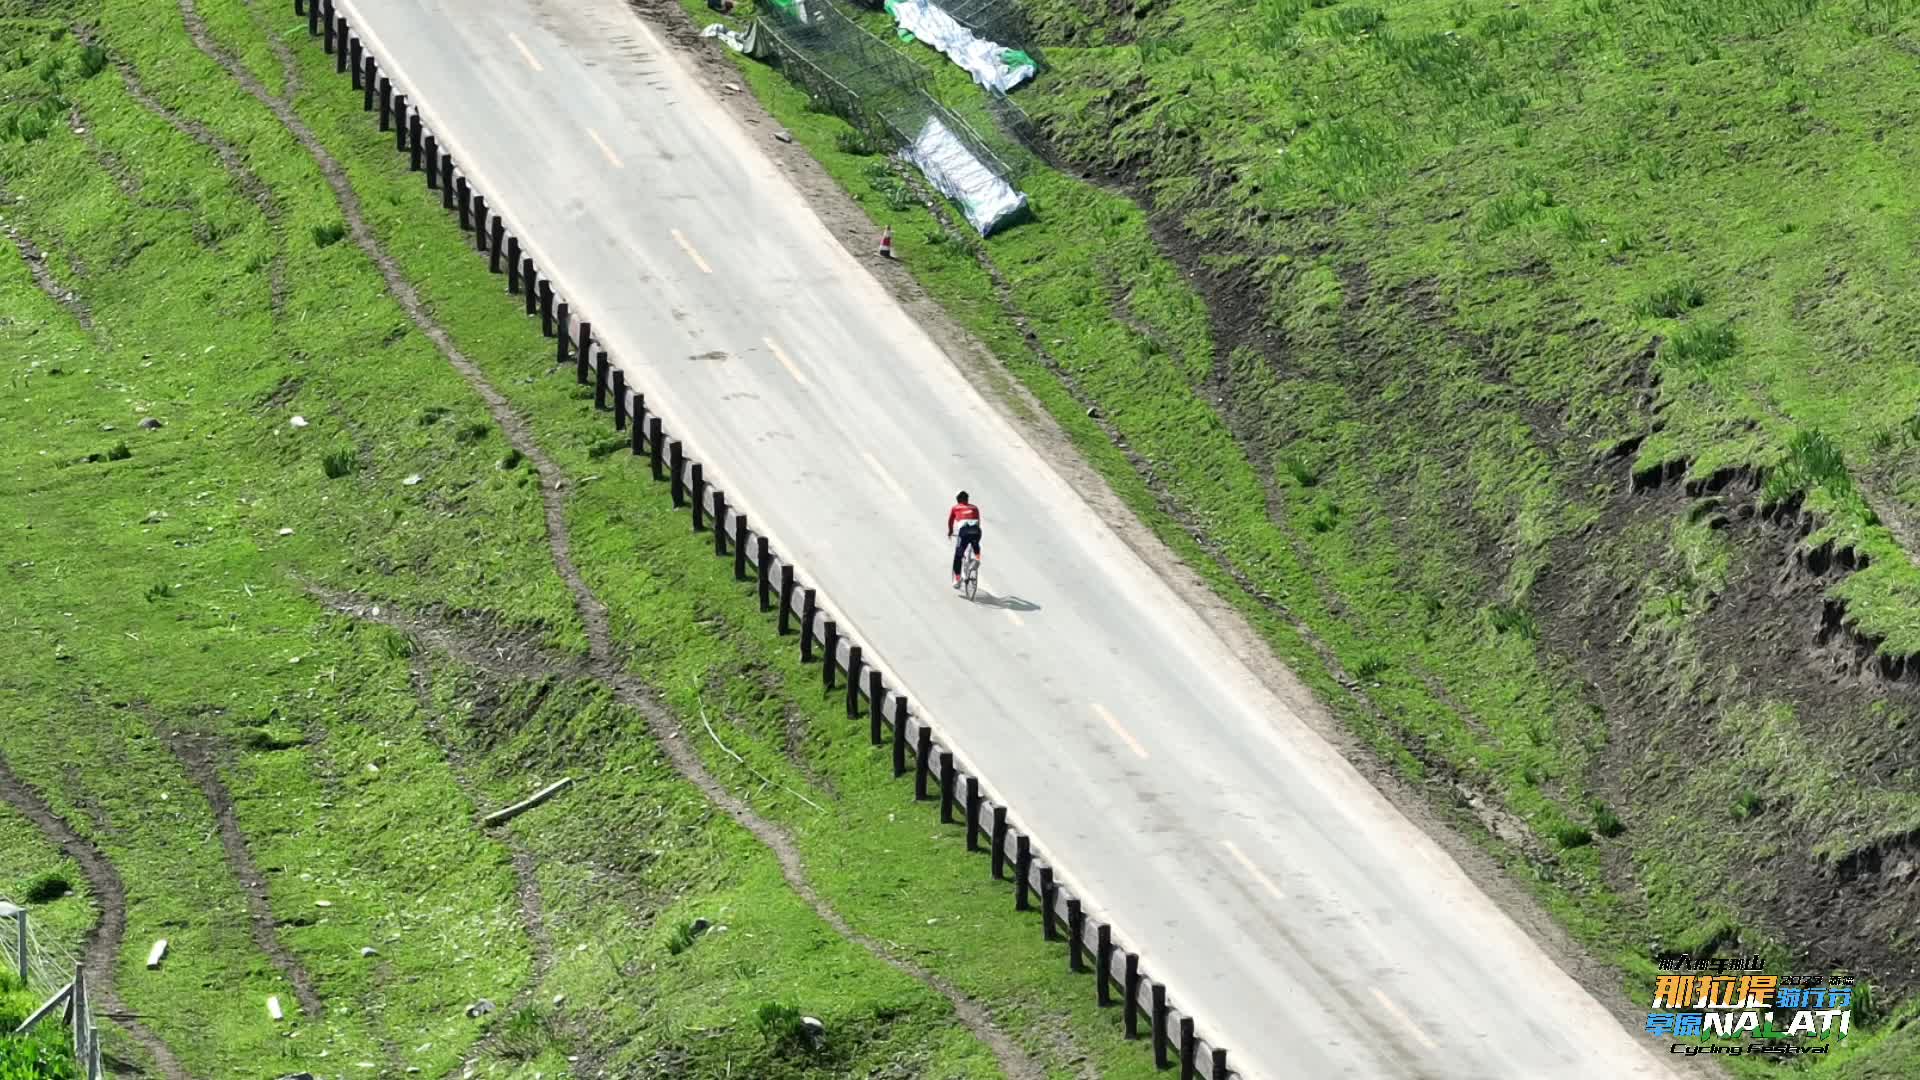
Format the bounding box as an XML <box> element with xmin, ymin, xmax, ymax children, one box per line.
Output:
<box><xmin>947</xmin><ymin>491</ymin><xmax>982</xmax><ymax>589</ymax></box>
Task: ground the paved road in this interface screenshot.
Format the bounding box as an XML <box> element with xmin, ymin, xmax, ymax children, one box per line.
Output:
<box><xmin>337</xmin><ymin>1</ymin><xmax>1683</xmax><ymax>1076</ymax></box>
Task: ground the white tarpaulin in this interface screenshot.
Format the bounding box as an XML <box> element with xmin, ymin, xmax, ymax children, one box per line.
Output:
<box><xmin>904</xmin><ymin>115</ymin><xmax>1028</xmax><ymax>236</ymax></box>
<box><xmin>884</xmin><ymin>0</ymin><xmax>1036</xmax><ymax>93</ymax></box>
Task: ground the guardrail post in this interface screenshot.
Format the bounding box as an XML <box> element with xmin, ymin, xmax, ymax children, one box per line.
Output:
<box><xmin>489</xmin><ymin>219</ymin><xmax>505</xmax><ymax>271</ymax></box>
<box><xmin>1096</xmin><ymin>924</ymin><xmax>1112</xmax><ymax>1005</ymax></box>
<box><xmin>690</xmin><ymin>464</ymin><xmax>706</xmax><ymax>529</ymax></box>
<box><xmin>322</xmin><ymin>7</ymin><xmax>335</xmax><ymax>51</ymax></box>
<box><xmin>506</xmin><ymin>237</ymin><xmax>521</xmax><ymax>290</ymax></box>
<box><xmin>777</xmin><ymin>565</ymin><xmax>794</xmax><ymax>633</ymax></box>
<box><xmin>799</xmin><ymin>589</ymin><xmax>817</xmax><ymax>661</ymax></box>
<box><xmin>336</xmin><ymin>23</ymin><xmax>350</xmax><ymax>73</ymax></box>
<box><xmin>844</xmin><ymin>645</ymin><xmax>863</xmax><ymax>717</ymax></box>
<box><xmin>1180</xmin><ymin>1017</ymin><xmax>1197</xmax><ymax>1079</ymax></box>
<box><xmin>540</xmin><ymin>281</ymin><xmax>555</xmax><ymax>336</ymax></box>
<box><xmin>523</xmin><ymin>260</ymin><xmax>538</xmax><ymax>314</ymax></box>
<box><xmin>991</xmin><ymin>805</ymin><xmax>1007</xmax><ymax>878</ymax></box>
<box><xmin>1124</xmin><ymin>954</ymin><xmax>1141</xmax><ymax>1038</ymax></box>
<box><xmin>939</xmin><ymin>752</ymin><xmax>956</xmax><ymax>823</ymax></box>
<box><xmin>1040</xmin><ymin>867</ymin><xmax>1058</xmax><ymax>939</ymax></box>
<box><xmin>730</xmin><ymin>513</ymin><xmax>748</xmax><ymax>576</ymax></box>
<box><xmin>393</xmin><ymin>95</ymin><xmax>408</xmax><ymax>151</ymax></box>
<box><xmin>965</xmin><ymin>776</ymin><xmax>981</xmax><ymax>850</ymax></box>
<box><xmin>308</xmin><ymin>0</ymin><xmax>320</xmax><ymax>36</ymax></box>
<box><xmin>756</xmin><ymin>537</ymin><xmax>772</xmax><ymax>608</ymax></box>
<box><xmin>914</xmin><ymin>725</ymin><xmax>932</xmax><ymax>800</ymax></box>
<box><xmin>649</xmin><ymin>417</ymin><xmax>664</xmax><ymax>480</ymax></box>
<box><xmin>472</xmin><ymin>196</ymin><xmax>489</xmax><ymax>249</ymax></box>
<box><xmin>409</xmin><ymin>115</ymin><xmax>424</xmax><ymax>170</ymax></box>
<box><xmin>558</xmin><ymin>306</ymin><xmax>573</xmax><ymax>368</ymax></box>
<box><xmin>1152</xmin><ymin>985</ymin><xmax>1170</xmax><ymax>1068</ymax></box>
<box><xmin>1069</xmin><ymin>900</ymin><xmax>1088</xmax><ymax>972</ymax></box>
<box><xmin>1211</xmin><ymin>1048</ymin><xmax>1229</xmax><ymax>1079</ymax></box>
<box><xmin>713</xmin><ymin>493</ymin><xmax>729</xmax><ymax>557</ymax></box>
<box><xmin>577</xmin><ymin>320</ymin><xmax>593</xmax><ymax>381</ymax></box>
<box><xmin>440</xmin><ymin>155</ymin><xmax>455</xmax><ymax>209</ymax></box>
<box><xmin>424</xmin><ymin>135</ymin><xmax>439</xmax><ymax>186</ymax></box>
<box><xmin>455</xmin><ymin>176</ymin><xmax>470</xmax><ymax>230</ymax></box>
<box><xmin>821</xmin><ymin>621</ymin><xmax>839</xmax><ymax>688</ymax></box>
<box><xmin>669</xmin><ymin>441</ymin><xmax>685</xmax><ymax>506</ymax></box>
<box><xmin>378</xmin><ymin>77</ymin><xmax>391</xmax><ymax>130</ymax></box>
<box><xmin>613</xmin><ymin>371</ymin><xmax>628</xmax><ymax>430</ymax></box>
<box><xmin>866</xmin><ymin>670</ymin><xmax>883</xmax><ymax>742</ymax></box>
<box><xmin>596</xmin><ymin>352</ymin><xmax>611</xmax><ymax>411</ymax></box>
<box><xmin>1014</xmin><ymin>835</ymin><xmax>1031</xmax><ymax>909</ymax></box>
<box><xmin>348</xmin><ymin>36</ymin><xmax>361</xmax><ymax>86</ymax></box>
<box><xmin>892</xmin><ymin>697</ymin><xmax>908</xmax><ymax>777</ymax></box>
<box><xmin>363</xmin><ymin>57</ymin><xmax>376</xmax><ymax>111</ymax></box>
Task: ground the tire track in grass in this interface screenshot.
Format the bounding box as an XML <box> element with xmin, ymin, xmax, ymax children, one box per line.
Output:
<box><xmin>322</xmin><ymin>595</ymin><xmax>1048</xmax><ymax>1080</ymax></box>
<box><xmin>0</xmin><ymin>752</ymin><xmax>193</xmax><ymax>1080</ymax></box>
<box><xmin>154</xmin><ymin>728</ymin><xmax>326</xmax><ymax>1018</ymax></box>
<box><xmin>0</xmin><ymin>188</ymin><xmax>96</xmax><ymax>333</ymax></box>
<box><xmin>397</xmin><ymin>658</ymin><xmax>582</xmax><ymax>1071</ymax></box>
<box><xmin>74</xmin><ymin>23</ymin><xmax>290</xmax><ymax>319</ymax></box>
<box><xmin>174</xmin><ymin>0</ymin><xmax>615</xmax><ymax>662</ymax></box>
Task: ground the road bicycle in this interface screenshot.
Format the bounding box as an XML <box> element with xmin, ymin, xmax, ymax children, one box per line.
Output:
<box><xmin>959</xmin><ymin>545</ymin><xmax>980</xmax><ymax>602</ymax></box>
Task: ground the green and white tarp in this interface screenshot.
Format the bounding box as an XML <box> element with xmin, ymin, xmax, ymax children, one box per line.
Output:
<box><xmin>904</xmin><ymin>115</ymin><xmax>1028</xmax><ymax>235</ymax></box>
<box><xmin>883</xmin><ymin>0</ymin><xmax>1035</xmax><ymax>93</ymax></box>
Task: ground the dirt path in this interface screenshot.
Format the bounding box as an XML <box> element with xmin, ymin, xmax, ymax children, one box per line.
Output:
<box><xmin>156</xmin><ymin>729</ymin><xmax>326</xmax><ymax>1018</ymax></box>
<box><xmin>0</xmin><ymin>753</ymin><xmax>193</xmax><ymax>1080</ymax></box>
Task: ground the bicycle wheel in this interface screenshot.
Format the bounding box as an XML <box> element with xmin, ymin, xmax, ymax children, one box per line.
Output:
<box><xmin>962</xmin><ymin>557</ymin><xmax>979</xmax><ymax>601</ymax></box>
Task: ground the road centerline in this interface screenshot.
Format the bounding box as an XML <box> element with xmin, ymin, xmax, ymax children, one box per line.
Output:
<box><xmin>506</xmin><ymin>32</ymin><xmax>543</xmax><ymax>72</ymax></box>
<box><xmin>1091</xmin><ymin>703</ymin><xmax>1150</xmax><ymax>761</ymax></box>
<box><xmin>585</xmin><ymin>127</ymin><xmax>623</xmax><ymax>169</ymax></box>
<box><xmin>671</xmin><ymin>228</ymin><xmax>713</xmax><ymax>274</ymax></box>
<box><xmin>765</xmin><ymin>337</ymin><xmax>810</xmax><ymax>388</ymax></box>
<box><xmin>1220</xmin><ymin>839</ymin><xmax>1286</xmax><ymax>902</ymax></box>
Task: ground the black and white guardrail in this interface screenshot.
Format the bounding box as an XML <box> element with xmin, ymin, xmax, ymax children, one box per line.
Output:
<box><xmin>289</xmin><ymin>3</ymin><xmax>1242</xmax><ymax>1076</ymax></box>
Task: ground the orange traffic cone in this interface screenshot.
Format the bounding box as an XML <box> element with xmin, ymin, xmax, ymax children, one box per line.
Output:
<box><xmin>878</xmin><ymin>225</ymin><xmax>894</xmax><ymax>259</ymax></box>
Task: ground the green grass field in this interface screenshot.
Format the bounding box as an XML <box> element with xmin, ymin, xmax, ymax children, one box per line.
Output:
<box><xmin>680</xmin><ymin>0</ymin><xmax>1920</xmax><ymax>1073</ymax></box>
<box><xmin>0</xmin><ymin>0</ymin><xmax>1180</xmax><ymax>1075</ymax></box>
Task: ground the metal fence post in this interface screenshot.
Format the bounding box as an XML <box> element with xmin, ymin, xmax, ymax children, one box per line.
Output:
<box><xmin>991</xmin><ymin>805</ymin><xmax>1008</xmax><ymax>878</ymax></box>
<box><xmin>1096</xmin><ymin>924</ymin><xmax>1113</xmax><ymax>1005</ymax></box>
<box><xmin>777</xmin><ymin>565</ymin><xmax>794</xmax><ymax>633</ymax></box>
<box><xmin>1015</xmin><ymin>835</ymin><xmax>1031</xmax><ymax>909</ymax></box>
<box><xmin>821</xmin><ymin>621</ymin><xmax>839</xmax><ymax>688</ymax></box>
<box><xmin>867</xmin><ymin>670</ymin><xmax>883</xmax><ymax>743</ymax></box>
<box><xmin>472</xmin><ymin>195</ymin><xmax>488</xmax><ymax>250</ymax></box>
<box><xmin>734</xmin><ymin>515</ymin><xmax>749</xmax><ymax>580</ymax></box>
<box><xmin>670</xmin><ymin>441</ymin><xmax>685</xmax><ymax>506</ymax></box>
<box><xmin>691</xmin><ymin>463</ymin><xmax>706</xmax><ymax>530</ymax></box>
<box><xmin>1124</xmin><ymin>953</ymin><xmax>1142</xmax><ymax>1038</ymax></box>
<box><xmin>577</xmin><ymin>320</ymin><xmax>593</xmax><ymax>380</ymax></box>
<box><xmin>1180</xmin><ymin>1016</ymin><xmax>1197</xmax><ymax>1080</ymax></box>
<box><xmin>939</xmin><ymin>752</ymin><xmax>956</xmax><ymax>823</ymax></box>
<box><xmin>799</xmin><ymin>588</ymin><xmax>818</xmax><ymax>661</ymax></box>
<box><xmin>965</xmin><ymin>776</ymin><xmax>981</xmax><ymax>850</ymax></box>
<box><xmin>713</xmin><ymin>492</ymin><xmax>729</xmax><ymax>557</ymax></box>
<box><xmin>613</xmin><ymin>370</ymin><xmax>628</xmax><ymax>430</ymax></box>
<box><xmin>1040</xmin><ymin>867</ymin><xmax>1058</xmax><ymax>939</ymax></box>
<box><xmin>523</xmin><ymin>260</ymin><xmax>538</xmax><ymax>314</ymax></box>
<box><xmin>892</xmin><ymin>696</ymin><xmax>909</xmax><ymax>777</ymax></box>
<box><xmin>507</xmin><ymin>237</ymin><xmax>521</xmax><ymax>290</ymax></box>
<box><xmin>1152</xmin><ymin>985</ymin><xmax>1171</xmax><ymax>1068</ymax></box>
<box><xmin>649</xmin><ymin>417</ymin><xmax>664</xmax><ymax>480</ymax></box>
<box><xmin>757</xmin><ymin>537</ymin><xmax>772</xmax><ymax>608</ymax></box>
<box><xmin>1068</xmin><ymin>899</ymin><xmax>1086</xmax><ymax>972</ymax></box>
<box><xmin>844</xmin><ymin>645</ymin><xmax>863</xmax><ymax>717</ymax></box>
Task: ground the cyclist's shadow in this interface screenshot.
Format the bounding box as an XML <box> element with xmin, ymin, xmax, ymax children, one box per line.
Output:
<box><xmin>970</xmin><ymin>588</ymin><xmax>1041</xmax><ymax>613</ymax></box>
